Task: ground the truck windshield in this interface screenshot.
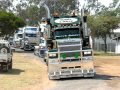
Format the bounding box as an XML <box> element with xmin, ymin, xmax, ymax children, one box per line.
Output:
<box><xmin>55</xmin><ymin>28</ymin><xmax>80</xmax><ymax>39</ymax></box>
<box><xmin>25</xmin><ymin>33</ymin><xmax>37</xmax><ymax>37</ymax></box>
<box><xmin>18</xmin><ymin>34</ymin><xmax>23</xmax><ymax>38</ymax></box>
<box><xmin>25</xmin><ymin>28</ymin><xmax>37</xmax><ymax>31</ymax></box>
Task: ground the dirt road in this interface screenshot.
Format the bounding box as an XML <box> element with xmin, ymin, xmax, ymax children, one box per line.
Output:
<box><xmin>0</xmin><ymin>51</ymin><xmax>120</xmax><ymax>90</ymax></box>
<box><xmin>0</xmin><ymin>51</ymin><xmax>55</xmax><ymax>90</ymax></box>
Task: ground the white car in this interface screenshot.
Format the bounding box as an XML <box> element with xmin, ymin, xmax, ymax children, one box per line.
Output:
<box><xmin>0</xmin><ymin>40</ymin><xmax>13</xmax><ymax>71</ymax></box>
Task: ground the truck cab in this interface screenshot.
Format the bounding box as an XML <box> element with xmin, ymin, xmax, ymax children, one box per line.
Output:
<box><xmin>20</xmin><ymin>26</ymin><xmax>39</xmax><ymax>50</ymax></box>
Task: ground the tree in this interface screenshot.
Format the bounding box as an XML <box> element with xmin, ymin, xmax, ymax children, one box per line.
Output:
<box><xmin>88</xmin><ymin>10</ymin><xmax>119</xmax><ymax>52</ymax></box>
<box><xmin>15</xmin><ymin>0</ymin><xmax>76</xmax><ymax>26</ymax></box>
<box><xmin>0</xmin><ymin>0</ymin><xmax>13</xmax><ymax>11</ymax></box>
<box><xmin>86</xmin><ymin>0</ymin><xmax>120</xmax><ymax>52</ymax></box>
<box><xmin>0</xmin><ymin>11</ymin><xmax>25</xmax><ymax>36</ymax></box>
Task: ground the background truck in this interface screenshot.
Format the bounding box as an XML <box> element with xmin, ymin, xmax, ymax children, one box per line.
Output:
<box><xmin>0</xmin><ymin>40</ymin><xmax>13</xmax><ymax>71</ymax></box>
<box><xmin>20</xmin><ymin>26</ymin><xmax>39</xmax><ymax>50</ymax></box>
<box><xmin>43</xmin><ymin>14</ymin><xmax>94</xmax><ymax>79</ymax></box>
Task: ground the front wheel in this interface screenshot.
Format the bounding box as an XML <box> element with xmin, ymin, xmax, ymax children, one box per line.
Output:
<box><xmin>3</xmin><ymin>64</ymin><xmax>9</xmax><ymax>72</ymax></box>
<box><xmin>8</xmin><ymin>60</ymin><xmax>12</xmax><ymax>70</ymax></box>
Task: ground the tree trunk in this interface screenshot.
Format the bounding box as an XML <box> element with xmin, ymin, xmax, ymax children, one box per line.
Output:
<box><xmin>104</xmin><ymin>35</ymin><xmax>107</xmax><ymax>53</ymax></box>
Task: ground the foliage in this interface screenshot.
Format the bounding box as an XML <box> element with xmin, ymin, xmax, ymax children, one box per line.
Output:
<box><xmin>15</xmin><ymin>0</ymin><xmax>76</xmax><ymax>25</ymax></box>
<box><xmin>88</xmin><ymin>9</ymin><xmax>120</xmax><ymax>52</ymax></box>
<box><xmin>0</xmin><ymin>11</ymin><xmax>26</xmax><ymax>36</ymax></box>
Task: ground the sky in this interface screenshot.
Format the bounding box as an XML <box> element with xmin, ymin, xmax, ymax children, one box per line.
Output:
<box><xmin>13</xmin><ymin>0</ymin><xmax>113</xmax><ymax>7</ymax></box>
<box><xmin>78</xmin><ymin>0</ymin><xmax>113</xmax><ymax>9</ymax></box>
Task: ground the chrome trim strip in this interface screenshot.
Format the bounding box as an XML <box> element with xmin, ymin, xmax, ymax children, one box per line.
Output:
<box><xmin>58</xmin><ymin>44</ymin><xmax>81</xmax><ymax>47</ymax></box>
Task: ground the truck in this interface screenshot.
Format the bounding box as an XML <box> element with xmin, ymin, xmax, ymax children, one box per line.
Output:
<box><xmin>20</xmin><ymin>26</ymin><xmax>39</xmax><ymax>50</ymax></box>
<box><xmin>43</xmin><ymin>14</ymin><xmax>95</xmax><ymax>79</ymax></box>
<box><xmin>0</xmin><ymin>40</ymin><xmax>13</xmax><ymax>71</ymax></box>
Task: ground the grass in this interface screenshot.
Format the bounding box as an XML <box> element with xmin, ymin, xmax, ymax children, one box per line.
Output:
<box><xmin>94</xmin><ymin>51</ymin><xmax>120</xmax><ymax>56</ymax></box>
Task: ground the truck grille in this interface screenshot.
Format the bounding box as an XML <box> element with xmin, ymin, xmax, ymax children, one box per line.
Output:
<box><xmin>58</xmin><ymin>41</ymin><xmax>81</xmax><ymax>46</ymax></box>
<box><xmin>31</xmin><ymin>43</ymin><xmax>37</xmax><ymax>45</ymax></box>
<box><xmin>61</xmin><ymin>59</ymin><xmax>80</xmax><ymax>62</ymax></box>
<box><xmin>60</xmin><ymin>52</ymin><xmax>80</xmax><ymax>58</ymax></box>
<box><xmin>58</xmin><ymin>40</ymin><xmax>81</xmax><ymax>60</ymax></box>
<box><xmin>58</xmin><ymin>40</ymin><xmax>81</xmax><ymax>52</ymax></box>
<box><xmin>59</xmin><ymin>46</ymin><xmax>81</xmax><ymax>52</ymax></box>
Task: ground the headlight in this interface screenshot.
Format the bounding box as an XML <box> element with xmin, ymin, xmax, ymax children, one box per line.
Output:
<box><xmin>84</xmin><ymin>51</ymin><xmax>92</xmax><ymax>55</ymax></box>
<box><xmin>49</xmin><ymin>53</ymin><xmax>58</xmax><ymax>58</ymax></box>
<box><xmin>49</xmin><ymin>54</ymin><xmax>57</xmax><ymax>57</ymax></box>
<box><xmin>83</xmin><ymin>51</ymin><xmax>92</xmax><ymax>56</ymax></box>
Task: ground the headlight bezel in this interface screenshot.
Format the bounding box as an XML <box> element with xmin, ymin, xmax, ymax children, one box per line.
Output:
<box><xmin>83</xmin><ymin>51</ymin><xmax>92</xmax><ymax>56</ymax></box>
<box><xmin>49</xmin><ymin>53</ymin><xmax>58</xmax><ymax>58</ymax></box>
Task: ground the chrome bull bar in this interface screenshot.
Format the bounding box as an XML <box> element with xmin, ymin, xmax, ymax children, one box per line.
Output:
<box><xmin>49</xmin><ymin>69</ymin><xmax>95</xmax><ymax>79</ymax></box>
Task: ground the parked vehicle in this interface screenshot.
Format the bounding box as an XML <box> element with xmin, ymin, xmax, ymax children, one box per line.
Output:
<box><xmin>20</xmin><ymin>26</ymin><xmax>39</xmax><ymax>50</ymax></box>
<box><xmin>8</xmin><ymin>36</ymin><xmax>14</xmax><ymax>45</ymax></box>
<box><xmin>0</xmin><ymin>40</ymin><xmax>13</xmax><ymax>71</ymax></box>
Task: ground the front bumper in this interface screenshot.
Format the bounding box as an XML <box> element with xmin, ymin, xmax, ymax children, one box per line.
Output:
<box><xmin>25</xmin><ymin>44</ymin><xmax>36</xmax><ymax>50</ymax></box>
<box><xmin>49</xmin><ymin>69</ymin><xmax>95</xmax><ymax>79</ymax></box>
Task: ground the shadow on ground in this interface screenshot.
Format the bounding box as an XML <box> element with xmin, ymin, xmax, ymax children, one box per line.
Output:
<box><xmin>0</xmin><ymin>68</ymin><xmax>25</xmax><ymax>75</ymax></box>
<box><xmin>15</xmin><ymin>50</ymin><xmax>33</xmax><ymax>53</ymax></box>
<box><xmin>53</xmin><ymin>74</ymin><xmax>120</xmax><ymax>81</ymax></box>
<box><xmin>12</xmin><ymin>48</ymin><xmax>34</xmax><ymax>53</ymax></box>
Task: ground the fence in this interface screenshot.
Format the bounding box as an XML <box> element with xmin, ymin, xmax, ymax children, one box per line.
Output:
<box><xmin>93</xmin><ymin>43</ymin><xmax>116</xmax><ymax>52</ymax></box>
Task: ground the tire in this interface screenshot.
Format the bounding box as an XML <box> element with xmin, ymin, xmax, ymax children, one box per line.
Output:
<box><xmin>8</xmin><ymin>59</ymin><xmax>12</xmax><ymax>70</ymax></box>
<box><xmin>34</xmin><ymin>51</ymin><xmax>36</xmax><ymax>55</ymax></box>
<box><xmin>24</xmin><ymin>46</ymin><xmax>27</xmax><ymax>51</ymax></box>
<box><xmin>44</xmin><ymin>59</ymin><xmax>46</xmax><ymax>62</ymax></box>
<box><xmin>0</xmin><ymin>46</ymin><xmax>10</xmax><ymax>53</ymax></box>
<box><xmin>5</xmin><ymin>64</ymin><xmax>9</xmax><ymax>72</ymax></box>
<box><xmin>46</xmin><ymin>60</ymin><xmax>48</xmax><ymax>66</ymax></box>
<box><xmin>2</xmin><ymin>63</ymin><xmax>9</xmax><ymax>72</ymax></box>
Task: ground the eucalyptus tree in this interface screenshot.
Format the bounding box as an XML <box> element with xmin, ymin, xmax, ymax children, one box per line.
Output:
<box><xmin>15</xmin><ymin>0</ymin><xmax>76</xmax><ymax>25</ymax></box>
<box><xmin>87</xmin><ymin>4</ymin><xmax>120</xmax><ymax>52</ymax></box>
